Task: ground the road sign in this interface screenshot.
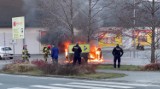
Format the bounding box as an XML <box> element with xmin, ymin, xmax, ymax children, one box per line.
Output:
<box><xmin>69</xmin><ymin>44</ymin><xmax>90</xmax><ymax>53</ymax></box>
<box><xmin>10</xmin><ymin>39</ymin><xmax>17</xmax><ymax>44</ymax></box>
<box><xmin>12</xmin><ymin>16</ymin><xmax>25</xmax><ymax>39</ymax></box>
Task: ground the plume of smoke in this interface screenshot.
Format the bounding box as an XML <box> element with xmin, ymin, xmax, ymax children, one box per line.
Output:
<box><xmin>22</xmin><ymin>0</ymin><xmax>37</xmax><ymax>27</ymax></box>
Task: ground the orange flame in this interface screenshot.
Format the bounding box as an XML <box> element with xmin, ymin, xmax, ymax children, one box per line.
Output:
<box><xmin>64</xmin><ymin>42</ymin><xmax>104</xmax><ymax>64</ymax></box>
<box><xmin>88</xmin><ymin>46</ymin><xmax>104</xmax><ymax>63</ymax></box>
<box><xmin>65</xmin><ymin>49</ymin><xmax>68</xmax><ymax>57</ymax></box>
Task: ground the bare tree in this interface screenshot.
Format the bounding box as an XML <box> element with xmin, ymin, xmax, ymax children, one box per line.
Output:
<box><xmin>114</xmin><ymin>0</ymin><xmax>160</xmax><ymax>63</ymax></box>
<box><xmin>37</xmin><ymin>0</ymin><xmax>83</xmax><ymax>44</ymax></box>
<box><xmin>77</xmin><ymin>0</ymin><xmax>115</xmax><ymax>43</ymax></box>
<box><xmin>142</xmin><ymin>0</ymin><xmax>160</xmax><ymax>63</ymax></box>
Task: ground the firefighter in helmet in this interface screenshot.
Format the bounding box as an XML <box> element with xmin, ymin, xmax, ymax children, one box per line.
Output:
<box><xmin>43</xmin><ymin>45</ymin><xmax>51</xmax><ymax>62</ymax></box>
<box><xmin>22</xmin><ymin>45</ymin><xmax>30</xmax><ymax>63</ymax></box>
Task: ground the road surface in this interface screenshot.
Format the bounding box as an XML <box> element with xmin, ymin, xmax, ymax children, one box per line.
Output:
<box><xmin>0</xmin><ymin>73</ymin><xmax>160</xmax><ymax>89</ymax></box>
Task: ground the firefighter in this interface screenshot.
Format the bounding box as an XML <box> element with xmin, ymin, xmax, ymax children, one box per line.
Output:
<box><xmin>72</xmin><ymin>43</ymin><xmax>82</xmax><ymax>65</ymax></box>
<box><xmin>22</xmin><ymin>45</ymin><xmax>30</xmax><ymax>63</ymax></box>
<box><xmin>43</xmin><ymin>45</ymin><xmax>51</xmax><ymax>62</ymax></box>
<box><xmin>112</xmin><ymin>44</ymin><xmax>123</xmax><ymax>68</ymax></box>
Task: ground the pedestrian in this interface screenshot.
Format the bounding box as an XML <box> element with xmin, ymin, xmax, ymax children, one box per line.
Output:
<box><xmin>72</xmin><ymin>43</ymin><xmax>82</xmax><ymax>65</ymax></box>
<box><xmin>43</xmin><ymin>45</ymin><xmax>51</xmax><ymax>62</ymax></box>
<box><xmin>22</xmin><ymin>45</ymin><xmax>30</xmax><ymax>63</ymax></box>
<box><xmin>51</xmin><ymin>44</ymin><xmax>59</xmax><ymax>64</ymax></box>
<box><xmin>112</xmin><ymin>44</ymin><xmax>123</xmax><ymax>68</ymax></box>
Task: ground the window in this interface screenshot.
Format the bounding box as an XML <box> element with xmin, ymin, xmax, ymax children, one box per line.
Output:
<box><xmin>2</xmin><ymin>47</ymin><xmax>12</xmax><ymax>51</ymax></box>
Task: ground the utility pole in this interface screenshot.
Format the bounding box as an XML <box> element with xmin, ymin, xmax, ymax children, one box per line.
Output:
<box><xmin>3</xmin><ymin>32</ymin><xmax>6</xmax><ymax>60</ymax></box>
<box><xmin>3</xmin><ymin>32</ymin><xmax>6</xmax><ymax>48</ymax></box>
<box><xmin>70</xmin><ymin>0</ymin><xmax>74</xmax><ymax>43</ymax></box>
<box><xmin>133</xmin><ymin>0</ymin><xmax>136</xmax><ymax>58</ymax></box>
<box><xmin>88</xmin><ymin>0</ymin><xmax>92</xmax><ymax>43</ymax></box>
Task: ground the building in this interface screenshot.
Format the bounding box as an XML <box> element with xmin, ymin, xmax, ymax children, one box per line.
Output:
<box><xmin>0</xmin><ymin>28</ymin><xmax>45</xmax><ymax>54</ymax></box>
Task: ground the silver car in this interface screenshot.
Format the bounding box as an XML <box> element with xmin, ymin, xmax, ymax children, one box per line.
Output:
<box><xmin>0</xmin><ymin>46</ymin><xmax>14</xmax><ymax>60</ymax></box>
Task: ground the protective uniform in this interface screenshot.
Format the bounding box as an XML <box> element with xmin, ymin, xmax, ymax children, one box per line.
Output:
<box><xmin>72</xmin><ymin>44</ymin><xmax>82</xmax><ymax>65</ymax></box>
<box><xmin>112</xmin><ymin>45</ymin><xmax>123</xmax><ymax>68</ymax></box>
<box><xmin>22</xmin><ymin>48</ymin><xmax>29</xmax><ymax>62</ymax></box>
<box><xmin>43</xmin><ymin>47</ymin><xmax>50</xmax><ymax>62</ymax></box>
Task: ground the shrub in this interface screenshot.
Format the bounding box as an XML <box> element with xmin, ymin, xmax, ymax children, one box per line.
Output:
<box><xmin>47</xmin><ymin>64</ymin><xmax>96</xmax><ymax>75</ymax></box>
<box><xmin>31</xmin><ymin>60</ymin><xmax>46</xmax><ymax>68</ymax></box>
<box><xmin>78</xmin><ymin>64</ymin><xmax>97</xmax><ymax>74</ymax></box>
<box><xmin>56</xmin><ymin>64</ymin><xmax>79</xmax><ymax>75</ymax></box>
<box><xmin>143</xmin><ymin>63</ymin><xmax>160</xmax><ymax>71</ymax></box>
<box><xmin>3</xmin><ymin>59</ymin><xmax>97</xmax><ymax>76</ymax></box>
<box><xmin>40</xmin><ymin>63</ymin><xmax>58</xmax><ymax>75</ymax></box>
<box><xmin>31</xmin><ymin>60</ymin><xmax>97</xmax><ymax>75</ymax></box>
<box><xmin>2</xmin><ymin>64</ymin><xmax>37</xmax><ymax>73</ymax></box>
<box><xmin>12</xmin><ymin>59</ymin><xmax>24</xmax><ymax>64</ymax></box>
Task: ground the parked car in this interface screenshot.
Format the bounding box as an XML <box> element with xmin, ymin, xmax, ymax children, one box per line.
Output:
<box><xmin>0</xmin><ymin>46</ymin><xmax>14</xmax><ymax>60</ymax></box>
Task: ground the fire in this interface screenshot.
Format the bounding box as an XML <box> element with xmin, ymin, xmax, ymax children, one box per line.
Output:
<box><xmin>88</xmin><ymin>46</ymin><xmax>104</xmax><ymax>63</ymax></box>
<box><xmin>64</xmin><ymin>42</ymin><xmax>104</xmax><ymax>64</ymax></box>
<box><xmin>65</xmin><ymin>49</ymin><xmax>68</xmax><ymax>57</ymax></box>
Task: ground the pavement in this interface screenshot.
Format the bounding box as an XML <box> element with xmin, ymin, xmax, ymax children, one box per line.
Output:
<box><xmin>0</xmin><ymin>73</ymin><xmax>160</xmax><ymax>89</ymax></box>
<box><xmin>97</xmin><ymin>70</ymin><xmax>160</xmax><ymax>85</ymax></box>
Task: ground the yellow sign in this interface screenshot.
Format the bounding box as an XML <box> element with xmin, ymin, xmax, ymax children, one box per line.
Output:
<box><xmin>133</xmin><ymin>30</ymin><xmax>152</xmax><ymax>46</ymax></box>
<box><xmin>12</xmin><ymin>16</ymin><xmax>25</xmax><ymax>39</ymax></box>
<box><xmin>98</xmin><ymin>33</ymin><xmax>122</xmax><ymax>47</ymax></box>
<box><xmin>69</xmin><ymin>44</ymin><xmax>90</xmax><ymax>53</ymax></box>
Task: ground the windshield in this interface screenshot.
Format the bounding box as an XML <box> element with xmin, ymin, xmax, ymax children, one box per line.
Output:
<box><xmin>2</xmin><ymin>47</ymin><xmax>12</xmax><ymax>51</ymax></box>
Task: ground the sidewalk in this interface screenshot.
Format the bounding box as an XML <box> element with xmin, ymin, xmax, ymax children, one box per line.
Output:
<box><xmin>97</xmin><ymin>69</ymin><xmax>160</xmax><ymax>84</ymax></box>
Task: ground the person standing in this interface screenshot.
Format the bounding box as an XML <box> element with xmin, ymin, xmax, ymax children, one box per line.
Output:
<box><xmin>112</xmin><ymin>44</ymin><xmax>123</xmax><ymax>68</ymax></box>
<box><xmin>22</xmin><ymin>45</ymin><xmax>30</xmax><ymax>63</ymax></box>
<box><xmin>51</xmin><ymin>44</ymin><xmax>59</xmax><ymax>64</ymax></box>
<box><xmin>72</xmin><ymin>43</ymin><xmax>82</xmax><ymax>65</ymax></box>
<box><xmin>43</xmin><ymin>45</ymin><xmax>50</xmax><ymax>62</ymax></box>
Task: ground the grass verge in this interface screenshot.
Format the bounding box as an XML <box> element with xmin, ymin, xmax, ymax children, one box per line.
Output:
<box><xmin>97</xmin><ymin>64</ymin><xmax>143</xmax><ymax>71</ymax></box>
<box><xmin>1</xmin><ymin>61</ymin><xmax>126</xmax><ymax>79</ymax></box>
<box><xmin>0</xmin><ymin>69</ymin><xmax>126</xmax><ymax>79</ymax></box>
<box><xmin>76</xmin><ymin>73</ymin><xmax>126</xmax><ymax>79</ymax></box>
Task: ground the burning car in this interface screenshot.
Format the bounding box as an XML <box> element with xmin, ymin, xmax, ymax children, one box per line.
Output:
<box><xmin>64</xmin><ymin>42</ymin><xmax>104</xmax><ymax>64</ymax></box>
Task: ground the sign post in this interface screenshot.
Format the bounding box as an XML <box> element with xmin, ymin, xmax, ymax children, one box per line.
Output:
<box><xmin>12</xmin><ymin>16</ymin><xmax>25</xmax><ymax>54</ymax></box>
<box><xmin>12</xmin><ymin>16</ymin><xmax>25</xmax><ymax>39</ymax></box>
<box><xmin>10</xmin><ymin>39</ymin><xmax>17</xmax><ymax>54</ymax></box>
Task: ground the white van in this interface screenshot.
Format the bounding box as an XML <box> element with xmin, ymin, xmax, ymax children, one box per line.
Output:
<box><xmin>0</xmin><ymin>46</ymin><xmax>14</xmax><ymax>60</ymax></box>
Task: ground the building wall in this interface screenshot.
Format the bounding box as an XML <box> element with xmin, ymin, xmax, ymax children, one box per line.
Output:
<box><xmin>0</xmin><ymin>28</ymin><xmax>45</xmax><ymax>54</ymax></box>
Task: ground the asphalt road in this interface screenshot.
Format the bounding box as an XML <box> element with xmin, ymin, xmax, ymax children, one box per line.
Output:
<box><xmin>0</xmin><ymin>73</ymin><xmax>160</xmax><ymax>89</ymax></box>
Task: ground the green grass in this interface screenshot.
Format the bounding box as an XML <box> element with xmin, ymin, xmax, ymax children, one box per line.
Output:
<box><xmin>97</xmin><ymin>64</ymin><xmax>143</xmax><ymax>71</ymax></box>
<box><xmin>21</xmin><ymin>70</ymin><xmax>44</xmax><ymax>76</ymax></box>
<box><xmin>1</xmin><ymin>68</ymin><xmax>126</xmax><ymax>79</ymax></box>
<box><xmin>76</xmin><ymin>73</ymin><xmax>126</xmax><ymax>79</ymax></box>
<box><xmin>1</xmin><ymin>69</ymin><xmax>44</xmax><ymax>76</ymax></box>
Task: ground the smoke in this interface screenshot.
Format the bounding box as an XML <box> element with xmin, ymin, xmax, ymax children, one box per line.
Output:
<box><xmin>22</xmin><ymin>0</ymin><xmax>37</xmax><ymax>27</ymax></box>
